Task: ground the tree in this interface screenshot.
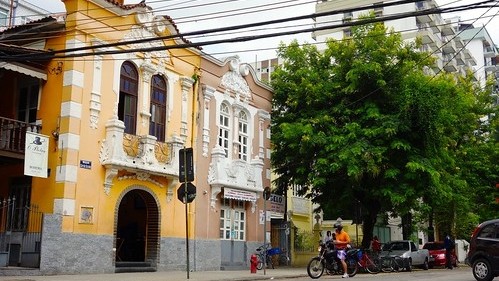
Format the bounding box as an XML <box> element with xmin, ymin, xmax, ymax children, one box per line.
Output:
<box><xmin>270</xmin><ymin>18</ymin><xmax>497</xmax><ymax>248</ymax></box>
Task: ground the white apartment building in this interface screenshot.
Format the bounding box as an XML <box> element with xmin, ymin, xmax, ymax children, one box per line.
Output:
<box><xmin>457</xmin><ymin>23</ymin><xmax>499</xmax><ymax>95</ymax></box>
<box><xmin>0</xmin><ymin>0</ymin><xmax>51</xmax><ymax>31</ymax></box>
<box><xmin>313</xmin><ymin>0</ymin><xmax>477</xmax><ymax>77</ymax></box>
<box><xmin>247</xmin><ymin>57</ymin><xmax>284</xmax><ymax>84</ymax></box>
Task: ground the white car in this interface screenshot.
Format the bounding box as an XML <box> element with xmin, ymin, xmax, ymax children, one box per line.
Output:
<box><xmin>380</xmin><ymin>240</ymin><xmax>430</xmax><ymax>271</ymax></box>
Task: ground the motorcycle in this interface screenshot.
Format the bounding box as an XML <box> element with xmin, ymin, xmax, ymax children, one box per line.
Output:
<box><xmin>307</xmin><ymin>240</ymin><xmax>359</xmax><ymax>279</ymax></box>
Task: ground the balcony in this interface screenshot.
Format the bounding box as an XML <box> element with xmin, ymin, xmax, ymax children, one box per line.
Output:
<box><xmin>441</xmin><ymin>24</ymin><xmax>456</xmax><ymax>36</ymax></box>
<box><xmin>442</xmin><ymin>39</ymin><xmax>456</xmax><ymax>54</ymax></box>
<box><xmin>454</xmin><ymin>38</ymin><xmax>464</xmax><ymax>49</ymax></box>
<box><xmin>0</xmin><ymin>117</ymin><xmax>42</xmax><ymax>159</ymax></box>
<box><xmin>484</xmin><ymin>46</ymin><xmax>497</xmax><ymax>58</ymax></box>
<box><xmin>455</xmin><ymin>52</ymin><xmax>465</xmax><ymax>66</ymax></box>
<box><xmin>207</xmin><ymin>146</ymin><xmax>264</xmax><ymax>209</ymax></box>
<box><xmin>99</xmin><ymin>117</ymin><xmax>184</xmax><ymax>195</ymax></box>
<box><xmin>418</xmin><ymin>29</ymin><xmax>436</xmax><ymax>45</ymax></box>
<box><xmin>485</xmin><ymin>62</ymin><xmax>497</xmax><ymax>73</ymax></box>
<box><xmin>416</xmin><ymin>2</ymin><xmax>434</xmax><ymax>24</ymax></box>
<box><xmin>432</xmin><ymin>58</ymin><xmax>443</xmax><ymax>73</ymax></box>
<box><xmin>463</xmin><ymin>49</ymin><xmax>477</xmax><ymax>66</ymax></box>
<box><xmin>443</xmin><ymin>56</ymin><xmax>458</xmax><ymax>72</ymax></box>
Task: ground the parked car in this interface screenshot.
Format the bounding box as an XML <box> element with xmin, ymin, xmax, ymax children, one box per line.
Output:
<box><xmin>380</xmin><ymin>240</ymin><xmax>429</xmax><ymax>271</ymax></box>
<box><xmin>423</xmin><ymin>241</ymin><xmax>457</xmax><ymax>268</ymax></box>
<box><xmin>466</xmin><ymin>219</ymin><xmax>499</xmax><ymax>281</ymax></box>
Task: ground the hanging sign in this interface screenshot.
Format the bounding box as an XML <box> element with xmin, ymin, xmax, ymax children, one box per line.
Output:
<box><xmin>24</xmin><ymin>132</ymin><xmax>49</xmax><ymax>178</ymax></box>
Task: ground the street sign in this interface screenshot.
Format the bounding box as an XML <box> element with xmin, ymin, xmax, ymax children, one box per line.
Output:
<box><xmin>179</xmin><ymin>148</ymin><xmax>194</xmax><ymax>182</ymax></box>
<box><xmin>177</xmin><ymin>182</ymin><xmax>196</xmax><ymax>203</ymax></box>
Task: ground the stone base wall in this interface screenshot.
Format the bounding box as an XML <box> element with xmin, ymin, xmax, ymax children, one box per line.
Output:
<box><xmin>158</xmin><ymin>238</ymin><xmax>221</xmax><ymax>271</ymax></box>
<box><xmin>40</xmin><ymin>214</ymin><xmax>114</xmax><ymax>275</ymax></box>
<box><xmin>39</xmin><ymin>215</ymin><xmax>255</xmax><ymax>274</ymax></box>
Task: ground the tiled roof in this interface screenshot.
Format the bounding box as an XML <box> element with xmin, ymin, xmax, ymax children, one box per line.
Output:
<box><xmin>0</xmin><ymin>16</ymin><xmax>62</xmax><ymax>36</ymax></box>
<box><xmin>102</xmin><ymin>0</ymin><xmax>147</xmax><ymax>10</ymax></box>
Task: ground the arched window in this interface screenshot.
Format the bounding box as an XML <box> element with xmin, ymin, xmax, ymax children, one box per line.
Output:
<box><xmin>238</xmin><ymin>111</ymin><xmax>248</xmax><ymax>161</ymax></box>
<box><xmin>118</xmin><ymin>61</ymin><xmax>138</xmax><ymax>134</ymax></box>
<box><xmin>218</xmin><ymin>103</ymin><xmax>230</xmax><ymax>157</ymax></box>
<box><xmin>149</xmin><ymin>75</ymin><xmax>167</xmax><ymax>142</ymax></box>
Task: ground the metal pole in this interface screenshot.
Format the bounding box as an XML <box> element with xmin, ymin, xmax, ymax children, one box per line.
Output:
<box><xmin>263</xmin><ymin>198</ymin><xmax>266</xmax><ymax>276</ymax></box>
<box><xmin>183</xmin><ymin>149</ymin><xmax>190</xmax><ymax>279</ymax></box>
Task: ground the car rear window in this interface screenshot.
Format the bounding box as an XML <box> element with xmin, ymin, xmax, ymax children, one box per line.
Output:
<box><xmin>478</xmin><ymin>224</ymin><xmax>498</xmax><ymax>239</ymax></box>
<box><xmin>384</xmin><ymin>242</ymin><xmax>409</xmax><ymax>251</ymax></box>
<box><xmin>423</xmin><ymin>243</ymin><xmax>444</xmax><ymax>250</ymax></box>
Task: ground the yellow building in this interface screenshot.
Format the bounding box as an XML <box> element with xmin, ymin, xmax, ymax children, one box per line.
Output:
<box><xmin>0</xmin><ymin>0</ymin><xmax>273</xmax><ymax>274</ymax></box>
<box><xmin>0</xmin><ymin>0</ymin><xmax>202</xmax><ymax>274</ymax></box>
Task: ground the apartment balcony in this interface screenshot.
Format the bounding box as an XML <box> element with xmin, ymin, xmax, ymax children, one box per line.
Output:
<box><xmin>457</xmin><ymin>66</ymin><xmax>467</xmax><ymax>77</ymax></box>
<box><xmin>0</xmin><ymin>117</ymin><xmax>42</xmax><ymax>159</ymax></box>
<box><xmin>99</xmin><ymin>117</ymin><xmax>184</xmax><ymax>195</ymax></box>
<box><xmin>416</xmin><ymin>2</ymin><xmax>434</xmax><ymax>24</ymax></box>
<box><xmin>464</xmin><ymin>49</ymin><xmax>477</xmax><ymax>66</ymax></box>
<box><xmin>418</xmin><ymin>29</ymin><xmax>436</xmax><ymax>45</ymax></box>
<box><xmin>443</xmin><ymin>56</ymin><xmax>458</xmax><ymax>72</ymax></box>
<box><xmin>432</xmin><ymin>58</ymin><xmax>444</xmax><ymax>73</ymax></box>
<box><xmin>484</xmin><ymin>46</ymin><xmax>497</xmax><ymax>58</ymax></box>
<box><xmin>455</xmin><ymin>52</ymin><xmax>465</xmax><ymax>66</ymax></box>
<box><xmin>429</xmin><ymin>23</ymin><xmax>441</xmax><ymax>34</ymax></box>
<box><xmin>442</xmin><ymin>39</ymin><xmax>456</xmax><ymax>54</ymax></box>
<box><xmin>441</xmin><ymin>24</ymin><xmax>456</xmax><ymax>36</ymax></box>
<box><xmin>485</xmin><ymin>62</ymin><xmax>498</xmax><ymax>73</ymax></box>
<box><xmin>455</xmin><ymin>38</ymin><xmax>464</xmax><ymax>49</ymax></box>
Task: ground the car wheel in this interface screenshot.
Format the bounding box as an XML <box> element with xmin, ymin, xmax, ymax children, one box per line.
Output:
<box><xmin>472</xmin><ymin>258</ymin><xmax>493</xmax><ymax>281</ymax></box>
<box><xmin>422</xmin><ymin>258</ymin><xmax>429</xmax><ymax>270</ymax></box>
<box><xmin>405</xmin><ymin>258</ymin><xmax>412</xmax><ymax>272</ymax></box>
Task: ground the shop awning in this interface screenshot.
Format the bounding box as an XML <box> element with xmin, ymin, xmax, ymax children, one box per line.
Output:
<box><xmin>0</xmin><ymin>62</ymin><xmax>47</xmax><ymax>80</ymax></box>
<box><xmin>223</xmin><ymin>187</ymin><xmax>257</xmax><ymax>202</ymax></box>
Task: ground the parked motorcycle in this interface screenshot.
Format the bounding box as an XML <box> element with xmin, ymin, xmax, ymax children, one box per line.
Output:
<box><xmin>307</xmin><ymin>240</ymin><xmax>359</xmax><ymax>279</ymax></box>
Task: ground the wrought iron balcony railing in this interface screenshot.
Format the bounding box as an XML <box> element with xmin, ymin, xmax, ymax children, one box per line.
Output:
<box><xmin>0</xmin><ymin>117</ymin><xmax>41</xmax><ymax>157</ymax></box>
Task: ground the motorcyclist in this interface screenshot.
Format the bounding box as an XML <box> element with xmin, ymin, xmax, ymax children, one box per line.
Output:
<box><xmin>333</xmin><ymin>222</ymin><xmax>351</xmax><ymax>278</ymax></box>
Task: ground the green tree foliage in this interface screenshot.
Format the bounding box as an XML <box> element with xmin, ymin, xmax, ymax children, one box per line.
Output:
<box><xmin>270</xmin><ymin>19</ymin><xmax>498</xmax><ymax>247</ymax></box>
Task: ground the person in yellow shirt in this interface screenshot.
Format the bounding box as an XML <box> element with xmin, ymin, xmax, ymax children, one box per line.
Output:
<box><xmin>334</xmin><ymin>223</ymin><xmax>351</xmax><ymax>278</ymax></box>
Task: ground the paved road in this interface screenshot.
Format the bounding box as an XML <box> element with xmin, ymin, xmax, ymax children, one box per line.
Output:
<box><xmin>0</xmin><ymin>265</ymin><xmax>474</xmax><ymax>281</ymax></box>
<box><xmin>298</xmin><ymin>266</ymin><xmax>474</xmax><ymax>281</ymax></box>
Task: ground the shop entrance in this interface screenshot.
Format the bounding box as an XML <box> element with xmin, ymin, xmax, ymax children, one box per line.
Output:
<box><xmin>115</xmin><ymin>189</ymin><xmax>159</xmax><ymax>267</ymax></box>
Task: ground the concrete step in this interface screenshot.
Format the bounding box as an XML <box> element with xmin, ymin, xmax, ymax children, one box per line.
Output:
<box><xmin>115</xmin><ymin>261</ymin><xmax>156</xmax><ymax>273</ymax></box>
<box><xmin>115</xmin><ymin>266</ymin><xmax>156</xmax><ymax>273</ymax></box>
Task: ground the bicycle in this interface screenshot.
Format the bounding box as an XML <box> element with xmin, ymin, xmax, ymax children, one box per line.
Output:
<box><xmin>255</xmin><ymin>244</ymin><xmax>289</xmax><ymax>269</ymax></box>
<box><xmin>356</xmin><ymin>249</ymin><xmax>380</xmax><ymax>274</ymax></box>
<box><xmin>276</xmin><ymin>248</ymin><xmax>290</xmax><ymax>266</ymax></box>
<box><xmin>255</xmin><ymin>244</ymin><xmax>272</xmax><ymax>269</ymax></box>
<box><xmin>380</xmin><ymin>254</ymin><xmax>409</xmax><ymax>272</ymax></box>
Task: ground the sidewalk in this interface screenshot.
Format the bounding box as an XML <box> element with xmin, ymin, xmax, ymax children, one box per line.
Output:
<box><xmin>0</xmin><ymin>267</ymin><xmax>308</xmax><ymax>281</ymax></box>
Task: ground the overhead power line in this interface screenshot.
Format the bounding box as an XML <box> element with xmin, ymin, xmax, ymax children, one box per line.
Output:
<box><xmin>1</xmin><ymin>0</ymin><xmax>425</xmax><ymax>54</ymax></box>
<box><xmin>2</xmin><ymin>0</ymin><xmax>496</xmax><ymax>61</ymax></box>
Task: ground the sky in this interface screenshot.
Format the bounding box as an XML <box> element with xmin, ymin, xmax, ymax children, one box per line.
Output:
<box><xmin>25</xmin><ymin>0</ymin><xmax>499</xmax><ymax>63</ymax></box>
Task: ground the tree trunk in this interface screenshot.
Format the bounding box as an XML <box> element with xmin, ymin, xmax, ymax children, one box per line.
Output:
<box><xmin>361</xmin><ymin>202</ymin><xmax>381</xmax><ymax>249</ymax></box>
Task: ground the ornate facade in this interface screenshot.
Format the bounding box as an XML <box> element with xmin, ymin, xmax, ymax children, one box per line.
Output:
<box><xmin>194</xmin><ymin>56</ymin><xmax>272</xmax><ymax>270</ymax></box>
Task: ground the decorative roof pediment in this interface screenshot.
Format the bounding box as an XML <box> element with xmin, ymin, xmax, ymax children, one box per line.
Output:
<box><xmin>221</xmin><ymin>58</ymin><xmax>251</xmax><ymax>102</ymax></box>
<box><xmin>123</xmin><ymin>25</ymin><xmax>171</xmax><ymax>63</ymax></box>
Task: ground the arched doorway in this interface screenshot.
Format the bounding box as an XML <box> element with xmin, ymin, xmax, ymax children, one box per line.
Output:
<box><xmin>115</xmin><ymin>188</ymin><xmax>160</xmax><ymax>268</ymax></box>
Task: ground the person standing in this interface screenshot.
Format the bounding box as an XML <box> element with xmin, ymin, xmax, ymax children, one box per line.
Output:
<box><xmin>371</xmin><ymin>235</ymin><xmax>381</xmax><ymax>257</ymax></box>
<box><xmin>334</xmin><ymin>223</ymin><xmax>351</xmax><ymax>278</ymax></box>
<box><xmin>444</xmin><ymin>233</ymin><xmax>454</xmax><ymax>269</ymax></box>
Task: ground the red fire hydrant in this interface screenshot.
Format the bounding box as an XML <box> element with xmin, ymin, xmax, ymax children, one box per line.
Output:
<box><xmin>250</xmin><ymin>254</ymin><xmax>258</xmax><ymax>273</ymax></box>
